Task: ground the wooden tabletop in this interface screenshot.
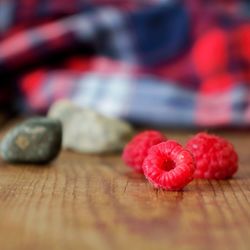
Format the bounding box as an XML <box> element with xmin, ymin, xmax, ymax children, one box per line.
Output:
<box><xmin>0</xmin><ymin>125</ymin><xmax>249</xmax><ymax>250</ymax></box>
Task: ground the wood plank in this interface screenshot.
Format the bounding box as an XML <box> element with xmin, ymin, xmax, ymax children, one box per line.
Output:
<box><xmin>0</xmin><ymin>128</ymin><xmax>249</xmax><ymax>250</ymax></box>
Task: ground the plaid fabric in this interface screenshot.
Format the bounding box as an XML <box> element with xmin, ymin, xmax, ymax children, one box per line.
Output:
<box><xmin>0</xmin><ymin>0</ymin><xmax>250</xmax><ymax>127</ymax></box>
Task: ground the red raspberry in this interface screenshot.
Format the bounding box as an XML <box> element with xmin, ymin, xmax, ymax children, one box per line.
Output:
<box><xmin>122</xmin><ymin>130</ymin><xmax>166</xmax><ymax>172</ymax></box>
<box><xmin>142</xmin><ymin>140</ymin><xmax>195</xmax><ymax>191</ymax></box>
<box><xmin>186</xmin><ymin>132</ymin><xmax>238</xmax><ymax>179</ymax></box>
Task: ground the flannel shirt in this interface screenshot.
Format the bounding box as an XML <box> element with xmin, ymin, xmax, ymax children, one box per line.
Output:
<box><xmin>0</xmin><ymin>0</ymin><xmax>250</xmax><ymax>127</ymax></box>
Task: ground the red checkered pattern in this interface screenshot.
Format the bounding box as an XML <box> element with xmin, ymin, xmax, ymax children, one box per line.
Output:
<box><xmin>0</xmin><ymin>0</ymin><xmax>250</xmax><ymax>127</ymax></box>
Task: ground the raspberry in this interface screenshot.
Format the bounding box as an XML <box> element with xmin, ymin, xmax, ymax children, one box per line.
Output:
<box><xmin>122</xmin><ymin>130</ymin><xmax>166</xmax><ymax>172</ymax></box>
<box><xmin>186</xmin><ymin>132</ymin><xmax>238</xmax><ymax>179</ymax></box>
<box><xmin>142</xmin><ymin>140</ymin><xmax>195</xmax><ymax>191</ymax></box>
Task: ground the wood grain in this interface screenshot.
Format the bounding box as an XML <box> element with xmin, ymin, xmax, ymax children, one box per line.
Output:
<box><xmin>0</xmin><ymin>126</ymin><xmax>249</xmax><ymax>250</ymax></box>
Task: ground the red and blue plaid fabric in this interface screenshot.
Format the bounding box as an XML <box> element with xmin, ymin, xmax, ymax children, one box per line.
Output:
<box><xmin>0</xmin><ymin>0</ymin><xmax>250</xmax><ymax>127</ymax></box>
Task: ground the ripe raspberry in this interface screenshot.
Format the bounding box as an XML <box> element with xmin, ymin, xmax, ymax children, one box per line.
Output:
<box><xmin>186</xmin><ymin>132</ymin><xmax>238</xmax><ymax>179</ymax></box>
<box><xmin>122</xmin><ymin>130</ymin><xmax>166</xmax><ymax>172</ymax></box>
<box><xmin>142</xmin><ymin>140</ymin><xmax>195</xmax><ymax>191</ymax></box>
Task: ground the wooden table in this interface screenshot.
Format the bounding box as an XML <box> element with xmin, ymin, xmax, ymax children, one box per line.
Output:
<box><xmin>0</xmin><ymin>125</ymin><xmax>249</xmax><ymax>250</ymax></box>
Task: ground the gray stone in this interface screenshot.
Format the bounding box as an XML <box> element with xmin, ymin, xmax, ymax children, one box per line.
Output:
<box><xmin>0</xmin><ymin>117</ymin><xmax>62</xmax><ymax>163</ymax></box>
<box><xmin>48</xmin><ymin>100</ymin><xmax>134</xmax><ymax>153</ymax></box>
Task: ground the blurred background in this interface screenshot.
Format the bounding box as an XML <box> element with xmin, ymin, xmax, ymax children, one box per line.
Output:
<box><xmin>0</xmin><ymin>0</ymin><xmax>250</xmax><ymax>128</ymax></box>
